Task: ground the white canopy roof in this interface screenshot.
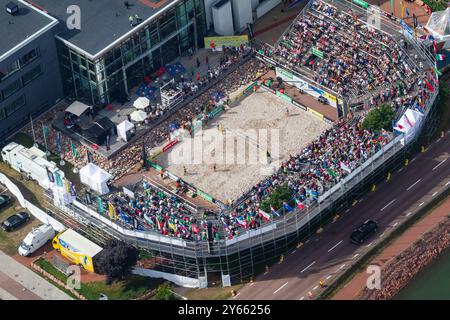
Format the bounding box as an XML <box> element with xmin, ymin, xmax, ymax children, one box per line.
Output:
<box><xmin>130</xmin><ymin>110</ymin><xmax>147</xmax><ymax>122</ymax></box>
<box><xmin>65</xmin><ymin>101</ymin><xmax>92</xmax><ymax>117</ymax></box>
<box><xmin>79</xmin><ymin>163</ymin><xmax>112</xmax><ymax>183</ymax></box>
<box><xmin>133</xmin><ymin>97</ymin><xmax>150</xmax><ymax>109</ymax></box>
<box><xmin>426</xmin><ymin>8</ymin><xmax>450</xmax><ymax>36</ymax></box>
<box><xmin>117</xmin><ymin>119</ymin><xmax>135</xmax><ymax>132</ymax></box>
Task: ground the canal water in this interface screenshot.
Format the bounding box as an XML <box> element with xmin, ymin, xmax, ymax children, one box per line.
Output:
<box><xmin>395</xmin><ymin>247</ymin><xmax>450</xmax><ymax>300</ymax></box>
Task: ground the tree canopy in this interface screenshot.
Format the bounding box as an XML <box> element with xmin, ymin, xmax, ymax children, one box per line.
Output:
<box><xmin>361</xmin><ymin>104</ymin><xmax>395</xmax><ymax>132</ymax></box>
<box><xmin>260</xmin><ymin>184</ymin><xmax>292</xmax><ymax>213</ymax></box>
<box><xmin>94</xmin><ymin>239</ymin><xmax>139</xmax><ymax>283</ymax></box>
<box><xmin>155</xmin><ymin>283</ymin><xmax>175</xmax><ymax>300</ymax></box>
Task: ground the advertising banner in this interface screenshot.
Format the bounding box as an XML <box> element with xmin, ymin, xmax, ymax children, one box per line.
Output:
<box><xmin>196</xmin><ymin>189</ymin><xmax>214</xmax><ymax>203</ymax></box>
<box><xmin>292</xmin><ymin>99</ymin><xmax>307</xmax><ymax>111</ymax></box>
<box><xmin>276</xmin><ymin>91</ymin><xmax>293</xmax><ymax>103</ymax></box>
<box><xmin>163</xmin><ymin>139</ymin><xmax>179</xmax><ymax>153</ymax></box>
<box><xmin>308</xmin><ymin>107</ymin><xmax>324</xmax><ymax>120</ymax></box>
<box><xmin>204</xmin><ymin>36</ymin><xmax>249</xmax><ymax>50</ymax></box>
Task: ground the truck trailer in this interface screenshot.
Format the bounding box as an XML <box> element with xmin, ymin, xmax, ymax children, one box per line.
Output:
<box><xmin>52</xmin><ymin>229</ymin><xmax>103</xmax><ymax>273</ymax></box>
<box><xmin>1</xmin><ymin>142</ymin><xmax>65</xmax><ymax>190</ymax></box>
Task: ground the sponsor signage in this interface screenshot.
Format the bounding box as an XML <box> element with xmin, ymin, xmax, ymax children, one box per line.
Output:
<box><xmin>276</xmin><ymin>67</ymin><xmax>294</xmax><ymax>80</ymax></box>
<box><xmin>352</xmin><ymin>0</ymin><xmax>369</xmax><ymax>8</ymax></box>
<box><xmin>292</xmin><ymin>99</ymin><xmax>307</xmax><ymax>111</ymax></box>
<box><xmin>163</xmin><ymin>139</ymin><xmax>178</xmax><ymax>153</ymax></box>
<box><xmin>308</xmin><ymin>107</ymin><xmax>324</xmax><ymax>120</ymax></box>
<box><xmin>312</xmin><ymin>48</ymin><xmax>324</xmax><ymax>58</ymax></box>
<box><xmin>204</xmin><ymin>35</ymin><xmax>249</xmax><ymax>50</ymax></box>
<box><xmin>276</xmin><ymin>91</ymin><xmax>293</xmax><ymax>103</ymax></box>
<box><xmin>197</xmin><ymin>189</ymin><xmax>214</xmax><ymax>203</ymax></box>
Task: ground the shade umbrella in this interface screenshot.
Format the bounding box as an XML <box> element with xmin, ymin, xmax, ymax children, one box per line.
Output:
<box><xmin>133</xmin><ymin>97</ymin><xmax>150</xmax><ymax>109</ymax></box>
<box><xmin>130</xmin><ymin>110</ymin><xmax>147</xmax><ymax>122</ymax></box>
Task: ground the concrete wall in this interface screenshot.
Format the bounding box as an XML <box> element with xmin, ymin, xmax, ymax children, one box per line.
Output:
<box><xmin>231</xmin><ymin>0</ymin><xmax>253</xmax><ymax>32</ymax></box>
<box><xmin>256</xmin><ymin>0</ymin><xmax>281</xmax><ymax>19</ymax></box>
<box><xmin>212</xmin><ymin>0</ymin><xmax>234</xmax><ymax>36</ymax></box>
<box><xmin>204</xmin><ymin>0</ymin><xmax>218</xmax><ymax>30</ymax></box>
<box><xmin>0</xmin><ymin>23</ymin><xmax>63</xmax><ymax>140</ymax></box>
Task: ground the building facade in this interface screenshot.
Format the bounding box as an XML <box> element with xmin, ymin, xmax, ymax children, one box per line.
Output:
<box><xmin>0</xmin><ymin>0</ymin><xmax>63</xmax><ymax>140</ymax></box>
<box><xmin>51</xmin><ymin>0</ymin><xmax>207</xmax><ymax>106</ymax></box>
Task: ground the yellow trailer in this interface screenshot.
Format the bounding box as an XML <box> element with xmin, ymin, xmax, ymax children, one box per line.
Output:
<box><xmin>52</xmin><ymin>229</ymin><xmax>103</xmax><ymax>273</ymax></box>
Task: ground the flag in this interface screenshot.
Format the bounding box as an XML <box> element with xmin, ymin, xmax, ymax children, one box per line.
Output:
<box><xmin>54</xmin><ymin>172</ymin><xmax>64</xmax><ymax>187</ymax></box>
<box><xmin>436</xmin><ymin>54</ymin><xmax>446</xmax><ymax>61</ymax></box>
<box><xmin>270</xmin><ymin>205</ymin><xmax>280</xmax><ymax>217</ymax></box>
<box><xmin>433</xmin><ymin>66</ymin><xmax>442</xmax><ymax>77</ymax></box>
<box><xmin>108</xmin><ymin>203</ymin><xmax>116</xmax><ymax>220</ymax></box>
<box><xmin>71</xmin><ymin>142</ymin><xmax>78</xmax><ymax>159</ymax></box>
<box><xmin>433</xmin><ymin>41</ymin><xmax>438</xmax><ymax>54</ymax></box>
<box><xmin>168</xmin><ymin>221</ymin><xmax>177</xmax><ymax>232</ymax></box>
<box><xmin>259</xmin><ymin>209</ymin><xmax>271</xmax><ymax>222</ymax></box>
<box><xmin>65</xmin><ymin>178</ymin><xmax>70</xmax><ymax>194</ymax></box>
<box><xmin>425</xmin><ymin>81</ymin><xmax>435</xmax><ymax>92</ymax></box>
<box><xmin>282</xmin><ymin>202</ymin><xmax>293</xmax><ymax>212</ymax></box>
<box><xmin>47</xmin><ymin>167</ymin><xmax>55</xmax><ymax>183</ymax></box>
<box><xmin>328</xmin><ymin>168</ymin><xmax>338</xmax><ymax>178</ymax></box>
<box><xmin>294</xmin><ymin>198</ymin><xmax>305</xmax><ymax>209</ymax></box>
<box><xmin>235</xmin><ymin>216</ymin><xmax>248</xmax><ymax>228</ymax></box>
<box><xmin>405</xmin><ymin>8</ymin><xmax>409</xmax><ymax>18</ymax></box>
<box><xmin>340</xmin><ymin>162</ymin><xmax>352</xmax><ymax>173</ymax></box>
<box><xmin>86</xmin><ymin>150</ymin><xmax>93</xmax><ymax>164</ymax></box>
<box><xmin>192</xmin><ymin>224</ymin><xmax>200</xmax><ymax>234</ymax></box>
<box><xmin>69</xmin><ymin>182</ymin><xmax>76</xmax><ymax>197</ymax></box>
<box><xmin>404</xmin><ymin>114</ymin><xmax>414</xmax><ymax>128</ymax></box>
<box><xmin>413</xmin><ymin>14</ymin><xmax>418</xmax><ymax>28</ymax></box>
<box><xmin>96</xmin><ymin>197</ymin><xmax>104</xmax><ymax>213</ymax></box>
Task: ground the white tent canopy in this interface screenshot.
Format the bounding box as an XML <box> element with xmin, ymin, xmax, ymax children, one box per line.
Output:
<box><xmin>79</xmin><ymin>163</ymin><xmax>112</xmax><ymax>195</ymax></box>
<box><xmin>117</xmin><ymin>120</ymin><xmax>135</xmax><ymax>142</ymax></box>
<box><xmin>130</xmin><ymin>110</ymin><xmax>147</xmax><ymax>122</ymax></box>
<box><xmin>426</xmin><ymin>8</ymin><xmax>450</xmax><ymax>37</ymax></box>
<box><xmin>394</xmin><ymin>108</ymin><xmax>424</xmax><ymax>145</ymax></box>
<box><xmin>133</xmin><ymin>97</ymin><xmax>150</xmax><ymax>109</ymax></box>
<box><xmin>65</xmin><ymin>101</ymin><xmax>92</xmax><ymax>117</ymax></box>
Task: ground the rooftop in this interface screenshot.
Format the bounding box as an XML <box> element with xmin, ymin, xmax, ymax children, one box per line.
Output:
<box><xmin>27</xmin><ymin>0</ymin><xmax>180</xmax><ymax>59</ymax></box>
<box><xmin>0</xmin><ymin>0</ymin><xmax>57</xmax><ymax>61</ymax></box>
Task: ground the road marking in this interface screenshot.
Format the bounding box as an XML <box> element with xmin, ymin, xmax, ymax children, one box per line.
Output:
<box><xmin>338</xmin><ymin>264</ymin><xmax>346</xmax><ymax>271</ymax></box>
<box><xmin>327</xmin><ymin>240</ymin><xmax>343</xmax><ymax>252</ymax></box>
<box><xmin>418</xmin><ymin>202</ymin><xmax>424</xmax><ymax>207</ymax></box>
<box><xmin>345</xmin><ymin>209</ymin><xmax>350</xmax><ymax>213</ymax></box>
<box><xmin>406</xmin><ymin>212</ymin><xmax>412</xmax><ymax>217</ymax></box>
<box><xmin>232</xmin><ymin>292</ymin><xmax>241</xmax><ymax>299</ymax></box>
<box><xmin>398</xmin><ymin>168</ymin><xmax>403</xmax><ymax>173</ymax></box>
<box><xmin>301</xmin><ymin>261</ymin><xmax>316</xmax><ymax>273</ymax></box>
<box><xmin>273</xmin><ymin>282</ymin><xmax>289</xmax><ymax>294</ymax></box>
<box><xmin>379</xmin><ymin>232</ymin><xmax>385</xmax><ymax>238</ymax></box>
<box><xmin>432</xmin><ymin>191</ymin><xmax>438</xmax><ymax>197</ymax></box>
<box><xmin>406</xmin><ymin>179</ymin><xmax>422</xmax><ymax>191</ymax></box>
<box><xmin>366</xmin><ymin>242</ymin><xmax>374</xmax><ymax>247</ymax></box>
<box><xmin>291</xmin><ymin>250</ymin><xmax>296</xmax><ymax>254</ymax></box>
<box><xmin>0</xmin><ymin>287</ymin><xmax>18</xmax><ymax>300</ymax></box>
<box><xmin>352</xmin><ymin>253</ymin><xmax>360</xmax><ymax>259</ymax></box>
<box><xmin>381</xmin><ymin>199</ymin><xmax>396</xmax><ymax>211</ymax></box>
<box><xmin>313</xmin><ymin>285</ymin><xmax>319</xmax><ymax>290</ymax></box>
<box><xmin>305</xmin><ymin>240</ymin><xmax>311</xmax><ymax>244</ymax></box>
<box><xmin>393</xmin><ymin>222</ymin><xmax>399</xmax><ymax>227</ymax></box>
<box><xmin>326</xmin><ymin>275</ymin><xmax>332</xmax><ymax>280</ymax></box>
<box><xmin>433</xmin><ymin>158</ymin><xmax>447</xmax><ymax>171</ymax></box>
<box><xmin>446</xmin><ymin>181</ymin><xmax>450</xmax><ymax>186</ymax></box>
<box><xmin>249</xmin><ymin>282</ymin><xmax>255</xmax><ymax>286</ymax></box>
<box><xmin>299</xmin><ymin>297</ymin><xmax>305</xmax><ymax>300</ymax></box>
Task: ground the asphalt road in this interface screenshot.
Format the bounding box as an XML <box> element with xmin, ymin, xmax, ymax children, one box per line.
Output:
<box><xmin>235</xmin><ymin>132</ymin><xmax>450</xmax><ymax>300</ymax></box>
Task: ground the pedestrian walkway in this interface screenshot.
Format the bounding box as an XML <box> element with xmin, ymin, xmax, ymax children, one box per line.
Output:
<box><xmin>0</xmin><ymin>250</ymin><xmax>73</xmax><ymax>300</ymax></box>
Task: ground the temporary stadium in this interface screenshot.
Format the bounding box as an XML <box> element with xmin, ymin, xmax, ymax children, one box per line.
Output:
<box><xmin>48</xmin><ymin>0</ymin><xmax>440</xmax><ymax>288</ymax></box>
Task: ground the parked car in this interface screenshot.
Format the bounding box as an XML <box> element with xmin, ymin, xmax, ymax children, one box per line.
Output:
<box><xmin>318</xmin><ymin>96</ymin><xmax>329</xmax><ymax>105</ymax></box>
<box><xmin>1</xmin><ymin>212</ymin><xmax>30</xmax><ymax>232</ymax></box>
<box><xmin>0</xmin><ymin>194</ymin><xmax>11</xmax><ymax>210</ymax></box>
<box><xmin>18</xmin><ymin>224</ymin><xmax>55</xmax><ymax>256</ymax></box>
<box><xmin>350</xmin><ymin>220</ymin><xmax>378</xmax><ymax>244</ymax></box>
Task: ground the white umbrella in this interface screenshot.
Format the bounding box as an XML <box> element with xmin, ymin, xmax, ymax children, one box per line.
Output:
<box><xmin>133</xmin><ymin>97</ymin><xmax>150</xmax><ymax>109</ymax></box>
<box><xmin>130</xmin><ymin>110</ymin><xmax>147</xmax><ymax>122</ymax></box>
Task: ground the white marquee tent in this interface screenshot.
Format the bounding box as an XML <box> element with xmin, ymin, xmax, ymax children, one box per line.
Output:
<box><xmin>133</xmin><ymin>97</ymin><xmax>150</xmax><ymax>110</ymax></box>
<box><xmin>426</xmin><ymin>8</ymin><xmax>450</xmax><ymax>48</ymax></box>
<box><xmin>117</xmin><ymin>119</ymin><xmax>135</xmax><ymax>142</ymax></box>
<box><xmin>79</xmin><ymin>163</ymin><xmax>112</xmax><ymax>195</ymax></box>
<box><xmin>130</xmin><ymin>110</ymin><xmax>147</xmax><ymax>122</ymax></box>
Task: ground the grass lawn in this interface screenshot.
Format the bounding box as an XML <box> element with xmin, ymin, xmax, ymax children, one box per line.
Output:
<box><xmin>183</xmin><ymin>284</ymin><xmax>243</xmax><ymax>300</ymax></box>
<box><xmin>34</xmin><ymin>257</ymin><xmax>162</xmax><ymax>300</ymax></box>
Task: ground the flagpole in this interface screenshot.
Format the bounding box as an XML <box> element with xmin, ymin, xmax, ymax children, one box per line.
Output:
<box><xmin>30</xmin><ymin>114</ymin><xmax>37</xmax><ymax>147</ymax></box>
<box><xmin>42</xmin><ymin>124</ymin><xmax>48</xmax><ymax>159</ymax></box>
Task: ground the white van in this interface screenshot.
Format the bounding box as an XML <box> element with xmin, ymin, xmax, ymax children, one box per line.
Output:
<box><xmin>19</xmin><ymin>224</ymin><xmax>55</xmax><ymax>256</ymax></box>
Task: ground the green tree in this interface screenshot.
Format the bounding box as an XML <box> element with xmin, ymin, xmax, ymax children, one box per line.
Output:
<box><xmin>155</xmin><ymin>283</ymin><xmax>174</xmax><ymax>300</ymax></box>
<box><xmin>260</xmin><ymin>184</ymin><xmax>292</xmax><ymax>213</ymax></box>
<box><xmin>361</xmin><ymin>104</ymin><xmax>395</xmax><ymax>133</ymax></box>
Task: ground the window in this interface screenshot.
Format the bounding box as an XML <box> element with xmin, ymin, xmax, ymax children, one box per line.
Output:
<box><xmin>0</xmin><ymin>59</ymin><xmax>20</xmax><ymax>81</ymax></box>
<box><xmin>20</xmin><ymin>48</ymin><xmax>40</xmax><ymax>67</ymax></box>
<box><xmin>22</xmin><ymin>65</ymin><xmax>42</xmax><ymax>85</ymax></box>
<box><xmin>5</xmin><ymin>95</ymin><xmax>25</xmax><ymax>116</ymax></box>
<box><xmin>2</xmin><ymin>78</ymin><xmax>22</xmax><ymax>99</ymax></box>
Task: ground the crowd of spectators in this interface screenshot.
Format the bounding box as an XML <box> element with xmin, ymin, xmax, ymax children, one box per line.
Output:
<box><xmin>259</xmin><ymin>0</ymin><xmax>418</xmax><ymax>98</ymax></box>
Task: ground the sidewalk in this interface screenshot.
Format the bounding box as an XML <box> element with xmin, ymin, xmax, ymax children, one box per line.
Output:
<box><xmin>0</xmin><ymin>250</ymin><xmax>73</xmax><ymax>300</ymax></box>
<box><xmin>333</xmin><ymin>192</ymin><xmax>450</xmax><ymax>300</ymax></box>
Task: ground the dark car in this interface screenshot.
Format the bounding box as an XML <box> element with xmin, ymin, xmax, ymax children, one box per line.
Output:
<box><xmin>350</xmin><ymin>220</ymin><xmax>378</xmax><ymax>244</ymax></box>
<box><xmin>0</xmin><ymin>195</ymin><xmax>11</xmax><ymax>209</ymax></box>
<box><xmin>1</xmin><ymin>212</ymin><xmax>30</xmax><ymax>232</ymax></box>
<box><xmin>318</xmin><ymin>96</ymin><xmax>329</xmax><ymax>105</ymax></box>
